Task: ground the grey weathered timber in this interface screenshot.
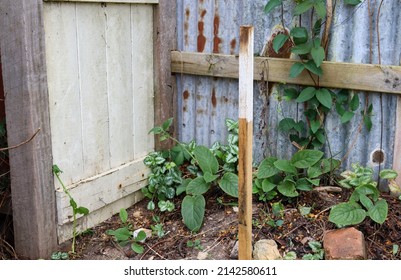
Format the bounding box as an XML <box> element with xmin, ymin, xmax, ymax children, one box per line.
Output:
<box><xmin>153</xmin><ymin>0</ymin><xmax>177</xmax><ymax>150</ymax></box>
<box><xmin>0</xmin><ymin>1</ymin><xmax>57</xmax><ymax>259</ymax></box>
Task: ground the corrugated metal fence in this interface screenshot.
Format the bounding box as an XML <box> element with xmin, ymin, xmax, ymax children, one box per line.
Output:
<box><xmin>175</xmin><ymin>0</ymin><xmax>401</xmax><ymax>182</ymax></box>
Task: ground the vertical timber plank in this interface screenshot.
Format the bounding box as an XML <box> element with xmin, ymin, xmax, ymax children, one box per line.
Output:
<box><xmin>238</xmin><ymin>26</ymin><xmax>254</xmax><ymax>260</ymax></box>
<box><xmin>0</xmin><ymin>0</ymin><xmax>57</xmax><ymax>258</ymax></box>
<box><xmin>132</xmin><ymin>4</ymin><xmax>155</xmax><ymax>158</ymax></box>
<box><xmin>76</xmin><ymin>4</ymin><xmax>110</xmax><ymax>177</ymax></box>
<box><xmin>44</xmin><ymin>2</ymin><xmax>85</xmax><ymax>185</ymax></box>
<box><xmin>153</xmin><ymin>0</ymin><xmax>177</xmax><ymax>150</ymax></box>
<box><xmin>106</xmin><ymin>4</ymin><xmax>135</xmax><ymax>168</ymax></box>
<box><xmin>393</xmin><ymin>61</ymin><xmax>401</xmax><ymax>189</ymax></box>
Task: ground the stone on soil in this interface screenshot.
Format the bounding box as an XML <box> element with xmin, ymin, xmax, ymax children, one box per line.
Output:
<box><xmin>253</xmin><ymin>239</ymin><xmax>282</xmax><ymax>260</ymax></box>
<box><xmin>323</xmin><ymin>227</ymin><xmax>367</xmax><ymax>260</ymax></box>
<box><xmin>229</xmin><ymin>241</ymin><xmax>239</xmax><ymax>259</ymax></box>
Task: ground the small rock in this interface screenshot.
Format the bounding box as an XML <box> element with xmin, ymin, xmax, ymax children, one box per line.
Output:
<box><xmin>229</xmin><ymin>241</ymin><xmax>239</xmax><ymax>259</ymax></box>
<box><xmin>132</xmin><ymin>211</ymin><xmax>142</xmax><ymax>218</ymax></box>
<box><xmin>253</xmin><ymin>239</ymin><xmax>282</xmax><ymax>260</ymax></box>
<box><xmin>197</xmin><ymin>251</ymin><xmax>209</xmax><ymax>260</ymax></box>
<box><xmin>232</xmin><ymin>206</ymin><xmax>239</xmax><ymax>213</ymax></box>
<box><xmin>323</xmin><ymin>227</ymin><xmax>367</xmax><ymax>260</ymax></box>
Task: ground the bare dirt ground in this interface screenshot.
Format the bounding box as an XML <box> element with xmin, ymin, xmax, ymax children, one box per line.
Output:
<box><xmin>1</xmin><ymin>188</ymin><xmax>401</xmax><ymax>260</ymax></box>
<box><xmin>67</xmin><ymin>190</ymin><xmax>401</xmax><ymax>260</ymax></box>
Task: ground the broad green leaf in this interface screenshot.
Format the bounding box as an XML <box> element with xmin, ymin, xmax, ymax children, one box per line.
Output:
<box><xmin>176</xmin><ymin>178</ymin><xmax>191</xmax><ymax>196</ymax></box>
<box><xmin>368</xmin><ymin>199</ymin><xmax>388</xmax><ymax>224</ymax></box>
<box><xmin>218</xmin><ymin>172</ymin><xmax>239</xmax><ymax>198</ymax></box>
<box><xmin>311</xmin><ymin>45</ymin><xmax>325</xmax><ymax>67</ymax></box>
<box><xmin>134</xmin><ymin>230</ymin><xmax>147</xmax><ymax>242</ymax></box>
<box><xmin>312</xmin><ymin>19</ymin><xmax>322</xmax><ymax>37</ymax></box>
<box><xmin>181</xmin><ymin>195</ymin><xmax>206</xmax><ymax>232</ymax></box>
<box><xmin>109</xmin><ymin>227</ymin><xmax>131</xmax><ymax>241</ymax></box>
<box><xmin>262</xmin><ymin>179</ymin><xmax>276</xmax><ymax>193</ymax></box>
<box><xmin>304</xmin><ymin>60</ymin><xmax>323</xmax><ymax>76</ymax></box>
<box><xmin>70</xmin><ymin>199</ymin><xmax>77</xmax><ymax>209</ymax></box>
<box><xmin>171</xmin><ymin>144</ymin><xmax>190</xmax><ymax>166</ymax></box>
<box><xmin>264</xmin><ymin>0</ymin><xmax>283</xmax><ymax>13</ymax></box>
<box><xmin>76</xmin><ymin>206</ymin><xmax>89</xmax><ymax>216</ymax></box>
<box><xmin>294</xmin><ymin>1</ymin><xmax>314</xmax><ymax>15</ymax></box>
<box><xmin>284</xmin><ymin>88</ymin><xmax>299</xmax><ymax>100</ymax></box>
<box><xmin>296</xmin><ymin>178</ymin><xmax>313</xmax><ymax>191</ymax></box>
<box><xmin>291</xmin><ymin>42</ymin><xmax>312</xmax><ymax>55</ymax></box>
<box><xmin>290</xmin><ymin>27</ymin><xmax>308</xmax><ymax>44</ymax></box>
<box><xmin>364</xmin><ymin>115</ymin><xmax>373</xmax><ymax>131</ymax></box>
<box><xmin>284</xmin><ymin>251</ymin><xmax>297</xmax><ymax>260</ymax></box>
<box><xmin>147</xmin><ymin>201</ymin><xmax>155</xmax><ymax>211</ymax></box>
<box><xmin>204</xmin><ymin>171</ymin><xmax>219</xmax><ymax>183</ymax></box>
<box><xmin>310</xmin><ymin>120</ymin><xmax>321</xmax><ymax>134</ymax></box>
<box><xmin>340</xmin><ymin>111</ymin><xmax>354</xmax><ymax>123</ymax></box>
<box><xmin>308</xmin><ymin>241</ymin><xmax>322</xmax><ymax>252</ymax></box>
<box><xmin>186</xmin><ymin>177</ymin><xmax>210</xmax><ymax>195</ymax></box>
<box><xmin>291</xmin><ymin>150</ymin><xmax>324</xmax><ymax>169</ymax></box>
<box><xmin>277</xmin><ymin>180</ymin><xmax>299</xmax><ymax>197</ymax></box>
<box><xmin>272</xmin><ymin>34</ymin><xmax>289</xmax><ymax>54</ymax></box>
<box><xmin>289</xmin><ymin>62</ymin><xmax>305</xmax><ymax>78</ymax></box>
<box><xmin>148</xmin><ymin>126</ymin><xmax>163</xmax><ymax>135</ymax></box>
<box><xmin>274</xmin><ymin>159</ymin><xmax>297</xmax><ymax>174</ymax></box>
<box><xmin>306</xmin><ymin>178</ymin><xmax>320</xmax><ymax>186</ymax></box>
<box><xmin>350</xmin><ymin>94</ymin><xmax>360</xmax><ymax>111</ymax></box>
<box><xmin>257</xmin><ymin>157</ymin><xmax>279</xmax><ymax>179</ymax></box>
<box><xmin>296</xmin><ymin>87</ymin><xmax>316</xmax><ymax>103</ymax></box>
<box><xmin>329</xmin><ymin>202</ymin><xmax>366</xmax><ymax>227</ymax></box>
<box><xmin>162</xmin><ymin>118</ymin><xmax>173</xmax><ymax>131</ymax></box>
<box><xmin>316</xmin><ymin>88</ymin><xmax>332</xmax><ymax>109</ymax></box>
<box><xmin>279</xmin><ymin>118</ymin><xmax>296</xmax><ymax>132</ymax></box>
<box><xmin>359</xmin><ymin>194</ymin><xmax>373</xmax><ymax>210</ymax></box>
<box><xmin>119</xmin><ymin>208</ymin><xmax>128</xmax><ymax>224</ymax></box>
<box><xmin>194</xmin><ymin>145</ymin><xmax>218</xmax><ymax>175</ymax></box>
<box><xmin>314</xmin><ymin>129</ymin><xmax>326</xmax><ymax>144</ymax></box>
<box><xmin>379</xmin><ymin>169</ymin><xmax>398</xmax><ymax>180</ymax></box>
<box><xmin>131</xmin><ymin>243</ymin><xmax>144</xmax><ymax>254</ymax></box>
<box><xmin>314</xmin><ymin>1</ymin><xmax>326</xmax><ymax>18</ymax></box>
<box><xmin>344</xmin><ymin>0</ymin><xmax>362</xmax><ymax>5</ymax></box>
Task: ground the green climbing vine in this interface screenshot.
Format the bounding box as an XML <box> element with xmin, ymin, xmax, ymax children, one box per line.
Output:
<box><xmin>265</xmin><ymin>0</ymin><xmax>372</xmax><ymax>150</ymax></box>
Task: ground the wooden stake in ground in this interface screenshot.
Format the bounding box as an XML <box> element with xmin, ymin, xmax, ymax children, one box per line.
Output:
<box><xmin>238</xmin><ymin>25</ymin><xmax>254</xmax><ymax>260</ymax></box>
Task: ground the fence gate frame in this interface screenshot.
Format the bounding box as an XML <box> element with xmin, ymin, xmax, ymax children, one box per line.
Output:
<box><xmin>0</xmin><ymin>0</ymin><xmax>176</xmax><ymax>259</ymax></box>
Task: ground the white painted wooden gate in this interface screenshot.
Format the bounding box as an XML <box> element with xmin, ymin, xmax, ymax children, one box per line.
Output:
<box><xmin>43</xmin><ymin>0</ymin><xmax>157</xmax><ymax>242</ymax></box>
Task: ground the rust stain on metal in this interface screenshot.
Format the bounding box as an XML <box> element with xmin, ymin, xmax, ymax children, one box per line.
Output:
<box><xmin>230</xmin><ymin>39</ymin><xmax>237</xmax><ymax>55</ymax></box>
<box><xmin>197</xmin><ymin>10</ymin><xmax>207</xmax><ymax>52</ymax></box>
<box><xmin>261</xmin><ymin>25</ymin><xmax>293</xmax><ymax>58</ymax></box>
<box><xmin>211</xmin><ymin>88</ymin><xmax>217</xmax><ymax>107</ymax></box>
<box><xmin>183</xmin><ymin>90</ymin><xmax>190</xmax><ymax>100</ymax></box>
<box><xmin>213</xmin><ymin>15</ymin><xmax>222</xmax><ymax>53</ymax></box>
<box><xmin>184</xmin><ymin>8</ymin><xmax>190</xmax><ymax>46</ymax></box>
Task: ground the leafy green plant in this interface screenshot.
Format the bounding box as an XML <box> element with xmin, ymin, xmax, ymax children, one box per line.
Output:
<box><xmin>146</xmin><ymin>118</ymin><xmax>240</xmax><ymax>232</ymax></box>
<box><xmin>283</xmin><ymin>251</ymin><xmax>297</xmax><ymax>260</ymax></box>
<box><xmin>265</xmin><ymin>0</ymin><xmax>372</xmax><ymax>149</ymax></box>
<box><xmin>253</xmin><ymin>149</ymin><xmax>340</xmax><ymax>201</ymax></box>
<box><xmin>302</xmin><ymin>240</ymin><xmax>324</xmax><ymax>260</ymax></box>
<box><xmin>186</xmin><ymin>239</ymin><xmax>204</xmax><ymax>251</ymax></box>
<box><xmin>50</xmin><ymin>251</ymin><xmax>69</xmax><ymax>260</ymax></box>
<box><xmin>52</xmin><ymin>165</ymin><xmax>89</xmax><ymax>254</ymax></box>
<box><xmin>329</xmin><ymin>164</ymin><xmax>397</xmax><ymax>227</ymax></box>
<box><xmin>151</xmin><ymin>215</ymin><xmax>165</xmax><ymax>238</ymax></box>
<box><xmin>142</xmin><ymin>151</ymin><xmax>182</xmax><ymax>212</ymax></box>
<box><xmin>106</xmin><ymin>208</ymin><xmax>146</xmax><ymax>254</ymax></box>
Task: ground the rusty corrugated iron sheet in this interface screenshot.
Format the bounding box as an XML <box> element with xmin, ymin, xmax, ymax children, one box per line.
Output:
<box><xmin>176</xmin><ymin>0</ymin><xmax>401</xmax><ymax>183</ymax></box>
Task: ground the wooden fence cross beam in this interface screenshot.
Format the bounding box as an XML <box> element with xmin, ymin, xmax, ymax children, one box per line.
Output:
<box><xmin>238</xmin><ymin>25</ymin><xmax>254</xmax><ymax>260</ymax></box>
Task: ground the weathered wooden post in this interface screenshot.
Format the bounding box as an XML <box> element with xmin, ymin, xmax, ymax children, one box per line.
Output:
<box><xmin>238</xmin><ymin>25</ymin><xmax>254</xmax><ymax>260</ymax></box>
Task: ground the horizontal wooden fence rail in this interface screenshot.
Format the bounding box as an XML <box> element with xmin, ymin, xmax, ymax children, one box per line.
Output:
<box><xmin>171</xmin><ymin>51</ymin><xmax>401</xmax><ymax>95</ymax></box>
